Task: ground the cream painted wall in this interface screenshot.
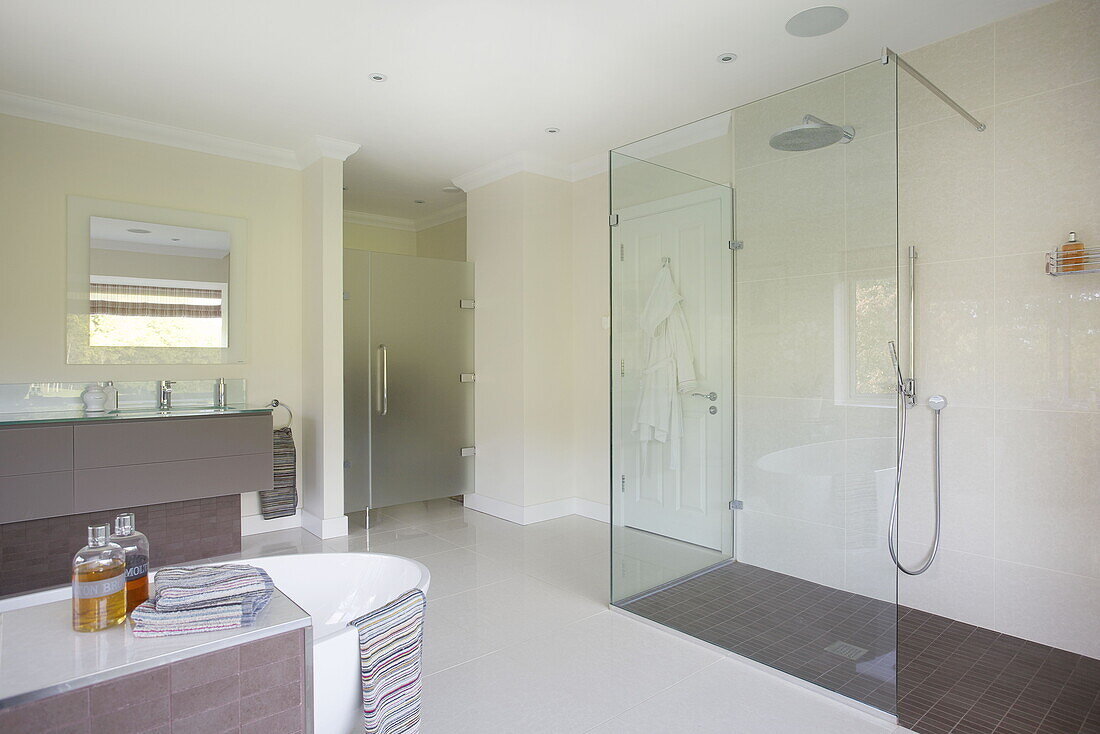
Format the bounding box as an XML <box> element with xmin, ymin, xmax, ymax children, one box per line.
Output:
<box><xmin>343</xmin><ymin>222</ymin><xmax>417</xmax><ymax>255</ymax></box>
<box><xmin>416</xmin><ymin>217</ymin><xmax>467</xmax><ymax>261</ymax></box>
<box><xmin>90</xmin><ymin>247</ymin><xmax>230</xmax><ymax>283</ymax></box>
<box><xmin>0</xmin><ymin>113</ymin><xmax>304</xmax><ymax>524</ymax></box>
<box><xmin>571</xmin><ymin>173</ymin><xmax>611</xmax><ymax>506</ymax></box>
<box><xmin>467</xmin><ymin>176</ymin><xmax>528</xmax><ymax>508</ymax></box>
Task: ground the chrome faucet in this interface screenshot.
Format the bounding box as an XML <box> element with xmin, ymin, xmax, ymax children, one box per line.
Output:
<box><xmin>157</xmin><ymin>380</ymin><xmax>175</xmax><ymax>411</ymax></box>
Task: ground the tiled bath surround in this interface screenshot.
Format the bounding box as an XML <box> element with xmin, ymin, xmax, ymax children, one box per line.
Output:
<box><xmin>0</xmin><ymin>628</ymin><xmax>305</xmax><ymax>734</ymax></box>
<box><xmin>895</xmin><ymin>0</ymin><xmax>1100</xmax><ymax>659</ymax></box>
<box><xmin>0</xmin><ymin>495</ymin><xmax>241</xmax><ymax>596</ymax></box>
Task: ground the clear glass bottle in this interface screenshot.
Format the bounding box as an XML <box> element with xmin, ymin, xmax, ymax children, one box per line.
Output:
<box><xmin>72</xmin><ymin>523</ymin><xmax>127</xmax><ymax>632</ymax></box>
<box><xmin>110</xmin><ymin>512</ymin><xmax>150</xmax><ymax>615</ymax></box>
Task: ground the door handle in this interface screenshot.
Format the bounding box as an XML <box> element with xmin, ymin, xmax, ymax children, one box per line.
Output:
<box><xmin>377</xmin><ymin>344</ymin><xmax>389</xmax><ymax>416</ymax></box>
<box><xmin>691</xmin><ymin>391</ymin><xmax>718</xmax><ymax>401</ymax></box>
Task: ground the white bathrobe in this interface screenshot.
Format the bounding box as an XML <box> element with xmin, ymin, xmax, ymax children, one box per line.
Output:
<box><xmin>633</xmin><ymin>264</ymin><xmax>698</xmax><ymax>471</ymax></box>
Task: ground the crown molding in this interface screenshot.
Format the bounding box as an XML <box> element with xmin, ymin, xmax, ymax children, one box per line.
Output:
<box><xmin>297</xmin><ymin>135</ymin><xmax>361</xmax><ymax>167</ymax></box>
<box><xmin>569</xmin><ymin>152</ymin><xmax>609</xmax><ymax>181</ymax></box>
<box><xmin>344</xmin><ymin>211</ymin><xmax>417</xmax><ymax>231</ymax></box>
<box><xmin>452</xmin><ymin>152</ymin><xmax>573</xmax><ymax>192</ymax></box>
<box><xmin>0</xmin><ymin>89</ymin><xmax>302</xmax><ymax>169</ymax></box>
<box><xmin>415</xmin><ymin>202</ymin><xmax>466</xmax><ymax>230</ymax></box>
<box><xmin>613</xmin><ymin>111</ymin><xmax>731</xmax><ymax>162</ymax></box>
<box><xmin>0</xmin><ymin>90</ymin><xmax>363</xmax><ymax>171</ymax></box>
<box><xmin>344</xmin><ymin>202</ymin><xmax>467</xmax><ymax>233</ymax></box>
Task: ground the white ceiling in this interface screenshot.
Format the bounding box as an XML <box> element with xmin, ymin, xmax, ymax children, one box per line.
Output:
<box><xmin>1</xmin><ymin>0</ymin><xmax>1048</xmax><ymax>219</ymax></box>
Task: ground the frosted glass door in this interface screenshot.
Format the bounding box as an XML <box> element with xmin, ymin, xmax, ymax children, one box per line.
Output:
<box><xmin>343</xmin><ymin>251</ymin><xmax>474</xmax><ymax>510</ymax></box>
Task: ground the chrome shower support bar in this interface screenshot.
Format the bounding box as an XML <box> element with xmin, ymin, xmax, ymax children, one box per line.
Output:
<box><xmin>881</xmin><ymin>47</ymin><xmax>987</xmax><ymax>132</ymax></box>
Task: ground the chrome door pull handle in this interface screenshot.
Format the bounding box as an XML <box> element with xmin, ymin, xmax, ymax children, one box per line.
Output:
<box><xmin>691</xmin><ymin>392</ymin><xmax>718</xmax><ymax>401</ymax></box>
<box><xmin>377</xmin><ymin>344</ymin><xmax>389</xmax><ymax>416</ymax></box>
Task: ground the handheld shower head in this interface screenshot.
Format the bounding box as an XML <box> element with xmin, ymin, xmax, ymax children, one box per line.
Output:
<box><xmin>888</xmin><ymin>340</ymin><xmax>915</xmax><ymax>405</ymax></box>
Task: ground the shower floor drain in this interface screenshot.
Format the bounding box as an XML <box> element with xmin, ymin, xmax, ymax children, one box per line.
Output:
<box><xmin>824</xmin><ymin>641</ymin><xmax>868</xmax><ymax>661</ymax></box>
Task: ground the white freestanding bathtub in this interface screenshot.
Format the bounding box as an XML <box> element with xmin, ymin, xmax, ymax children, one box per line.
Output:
<box><xmin>246</xmin><ymin>553</ymin><xmax>430</xmax><ymax>734</ymax></box>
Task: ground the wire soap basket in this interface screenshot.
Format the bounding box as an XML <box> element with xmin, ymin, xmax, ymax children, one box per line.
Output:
<box><xmin>1046</xmin><ymin>233</ymin><xmax>1098</xmax><ymax>276</ymax></box>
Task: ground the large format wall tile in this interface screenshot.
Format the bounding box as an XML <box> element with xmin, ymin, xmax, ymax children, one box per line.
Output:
<box><xmin>994</xmin><ymin>408</ymin><xmax>1100</xmax><ymax>579</ymax></box>
<box><xmin>735</xmin><ymin>273</ymin><xmax>841</xmax><ymax>399</ymax></box>
<box><xmin>898</xmin><ymin>405</ymin><xmax>995</xmax><ymax>557</ymax></box>
<box><xmin>898</xmin><ymin>545</ymin><xmax>997</xmax><ymax>629</ymax></box>
<box><xmin>736</xmin><ymin>509</ymin><xmax>845</xmax><ymax>590</ymax></box>
<box><xmin>994</xmin><ymin>79</ymin><xmax>1100</xmax><ymax>257</ymax></box>
<box><xmin>899</xmin><ymin>113</ymin><xmax>995</xmax><ymax>264</ymax></box>
<box><xmin>734</xmin><ymin>149</ymin><xmax>846</xmax><ymax>282</ymax></box>
<box><xmin>994</xmin><ymin>0</ymin><xmax>1100</xmax><ymax>104</ymax></box>
<box><xmin>899</xmin><ymin>24</ymin><xmax>995</xmax><ymax>129</ymax></box>
<box><xmin>995</xmin><ymin>559</ymin><xmax>1100</xmax><ymax>659</ymax></box>
<box><xmin>844</xmin><ymin>131</ymin><xmax>898</xmax><ymax>272</ymax></box>
<box><xmin>914</xmin><ymin>258</ymin><xmax>996</xmax><ymax>407</ymax></box>
<box><xmin>994</xmin><ymin>252</ymin><xmax>1100</xmax><ymax>412</ymax></box>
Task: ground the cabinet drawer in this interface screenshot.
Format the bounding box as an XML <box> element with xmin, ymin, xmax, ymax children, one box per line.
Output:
<box><xmin>0</xmin><ymin>426</ymin><xmax>73</xmax><ymax>477</ymax></box>
<box><xmin>73</xmin><ymin>453</ymin><xmax>273</xmax><ymax>512</ymax></box>
<box><xmin>74</xmin><ymin>414</ymin><xmax>272</xmax><ymax>469</ymax></box>
<box><xmin>0</xmin><ymin>471</ymin><xmax>74</xmax><ymax>523</ymax></box>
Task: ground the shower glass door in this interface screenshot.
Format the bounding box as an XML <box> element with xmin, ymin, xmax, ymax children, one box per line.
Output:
<box><xmin>610</xmin><ymin>58</ymin><xmax>899</xmax><ymax>715</ymax></box>
<box><xmin>610</xmin><ymin>152</ymin><xmax>735</xmax><ymax>603</ymax></box>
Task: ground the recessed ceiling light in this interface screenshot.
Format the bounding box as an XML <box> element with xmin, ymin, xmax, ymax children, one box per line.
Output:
<box><xmin>442</xmin><ymin>185</ymin><xmax>462</xmax><ymax>194</ymax></box>
<box><xmin>545</xmin><ymin>127</ymin><xmax>560</xmax><ymax>134</ymax></box>
<box><xmin>127</xmin><ymin>228</ymin><xmax>151</xmax><ymax>234</ymax></box>
<box><xmin>785</xmin><ymin>6</ymin><xmax>849</xmax><ymax>37</ymax></box>
<box><xmin>369</xmin><ymin>73</ymin><xmax>388</xmax><ymax>82</ymax></box>
<box><xmin>414</xmin><ymin>200</ymin><xmax>426</xmax><ymax>204</ymax></box>
<box><xmin>717</xmin><ymin>52</ymin><xmax>738</xmax><ymax>63</ymax></box>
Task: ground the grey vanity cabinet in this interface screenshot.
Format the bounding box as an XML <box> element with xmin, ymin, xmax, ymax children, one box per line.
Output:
<box><xmin>0</xmin><ymin>413</ymin><xmax>272</xmax><ymax>523</ymax></box>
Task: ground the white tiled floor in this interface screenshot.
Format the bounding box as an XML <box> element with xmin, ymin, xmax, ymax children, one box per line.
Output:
<box><xmin>233</xmin><ymin>499</ymin><xmax>913</xmax><ymax>733</ymax></box>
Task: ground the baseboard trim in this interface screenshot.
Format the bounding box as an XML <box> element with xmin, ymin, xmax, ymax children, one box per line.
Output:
<box><xmin>463</xmin><ymin>494</ymin><xmax>610</xmax><ymax>526</ymax></box>
<box><xmin>301</xmin><ymin>510</ymin><xmax>349</xmax><ymax>540</ymax></box>
<box><xmin>241</xmin><ymin>510</ymin><xmax>302</xmax><ymax>536</ymax></box>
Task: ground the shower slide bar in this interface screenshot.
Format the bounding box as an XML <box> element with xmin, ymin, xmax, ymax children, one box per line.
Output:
<box><xmin>881</xmin><ymin>47</ymin><xmax>987</xmax><ymax>132</ymax></box>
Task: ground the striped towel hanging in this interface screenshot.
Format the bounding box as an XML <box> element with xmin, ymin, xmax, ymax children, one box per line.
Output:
<box><xmin>259</xmin><ymin>427</ymin><xmax>297</xmax><ymax>519</ymax></box>
<box><xmin>351</xmin><ymin>588</ymin><xmax>427</xmax><ymax>734</ymax></box>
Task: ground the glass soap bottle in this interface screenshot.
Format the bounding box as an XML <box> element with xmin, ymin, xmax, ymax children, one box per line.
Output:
<box><xmin>72</xmin><ymin>523</ymin><xmax>127</xmax><ymax>632</ymax></box>
<box><xmin>111</xmin><ymin>512</ymin><xmax>150</xmax><ymax>614</ymax></box>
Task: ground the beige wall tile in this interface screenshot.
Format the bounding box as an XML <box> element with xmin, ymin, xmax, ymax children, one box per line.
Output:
<box><xmin>734</xmin><ymin>149</ymin><xmax>845</xmax><ymax>282</ymax></box>
<box><xmin>994</xmin><ymin>79</ymin><xmax>1100</xmax><ymax>256</ymax></box>
<box><xmin>994</xmin><ymin>252</ymin><xmax>1100</xmax><ymax>412</ymax></box>
<box><xmin>900</xmin><ymin>113</ymin><xmax>995</xmax><ymax>264</ymax></box>
<box><xmin>845</xmin><ymin>131</ymin><xmax>898</xmax><ymax>272</ymax></box>
<box><xmin>994</xmin><ymin>0</ymin><xmax>1100</xmax><ymax>105</ymax></box>
<box><xmin>914</xmin><ymin>259</ymin><xmax>996</xmax><ymax>407</ymax></box>
<box><xmin>994</xmin><ymin>560</ymin><xmax>1100</xmax><ymax>658</ymax></box>
<box><xmin>899</xmin><ymin>406</ymin><xmax>995</xmax><ymax>557</ymax></box>
<box><xmin>900</xmin><ymin>24</ymin><xmax>996</xmax><ymax>129</ymax></box>
<box><xmin>994</xmin><ymin>408</ymin><xmax>1100</xmax><ymax>578</ymax></box>
<box><xmin>899</xmin><ymin>546</ymin><xmax>997</xmax><ymax>629</ymax></box>
<box><xmin>735</xmin><ymin>273</ymin><xmax>841</xmax><ymax>399</ymax></box>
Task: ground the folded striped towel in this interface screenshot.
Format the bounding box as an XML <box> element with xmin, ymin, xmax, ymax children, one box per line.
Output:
<box><xmin>130</xmin><ymin>593</ymin><xmax>273</xmax><ymax>637</ymax></box>
<box><xmin>151</xmin><ymin>564</ymin><xmax>273</xmax><ymax>611</ymax></box>
<box><xmin>352</xmin><ymin>588</ymin><xmax>427</xmax><ymax>734</ymax></box>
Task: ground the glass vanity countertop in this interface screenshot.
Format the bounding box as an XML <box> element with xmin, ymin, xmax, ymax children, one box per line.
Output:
<box><xmin>0</xmin><ymin>405</ymin><xmax>272</xmax><ymax>426</ymax></box>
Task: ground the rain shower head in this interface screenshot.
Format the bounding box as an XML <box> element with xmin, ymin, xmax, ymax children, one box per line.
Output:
<box><xmin>769</xmin><ymin>114</ymin><xmax>855</xmax><ymax>151</ymax></box>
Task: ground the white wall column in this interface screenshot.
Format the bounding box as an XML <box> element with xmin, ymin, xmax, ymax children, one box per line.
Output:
<box><xmin>300</xmin><ymin>136</ymin><xmax>359</xmax><ymax>539</ymax></box>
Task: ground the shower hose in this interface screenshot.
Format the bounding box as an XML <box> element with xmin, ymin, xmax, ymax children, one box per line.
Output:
<box><xmin>888</xmin><ymin>395</ymin><xmax>946</xmax><ymax>576</ymax></box>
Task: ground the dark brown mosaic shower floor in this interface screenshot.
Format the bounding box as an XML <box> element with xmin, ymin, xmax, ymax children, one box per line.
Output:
<box><xmin>618</xmin><ymin>561</ymin><xmax>1100</xmax><ymax>734</ymax></box>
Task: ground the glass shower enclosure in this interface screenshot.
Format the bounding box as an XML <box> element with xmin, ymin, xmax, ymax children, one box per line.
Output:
<box><xmin>610</xmin><ymin>59</ymin><xmax>900</xmax><ymax>713</ymax></box>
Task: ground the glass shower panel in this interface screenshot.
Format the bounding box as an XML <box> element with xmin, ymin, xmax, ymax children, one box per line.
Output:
<box><xmin>610</xmin><ymin>152</ymin><xmax>735</xmax><ymax>605</ymax></box>
<box><xmin>731</xmin><ymin>59</ymin><xmax>899</xmax><ymax>712</ymax></box>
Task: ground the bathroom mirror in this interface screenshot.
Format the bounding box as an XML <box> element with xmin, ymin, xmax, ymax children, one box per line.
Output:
<box><xmin>66</xmin><ymin>197</ymin><xmax>248</xmax><ymax>364</ymax></box>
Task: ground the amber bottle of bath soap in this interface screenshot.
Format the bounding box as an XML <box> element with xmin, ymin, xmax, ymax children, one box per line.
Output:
<box><xmin>110</xmin><ymin>512</ymin><xmax>150</xmax><ymax>614</ymax></box>
<box><xmin>1061</xmin><ymin>232</ymin><xmax>1085</xmax><ymax>272</ymax></box>
<box><xmin>72</xmin><ymin>523</ymin><xmax>127</xmax><ymax>632</ymax></box>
